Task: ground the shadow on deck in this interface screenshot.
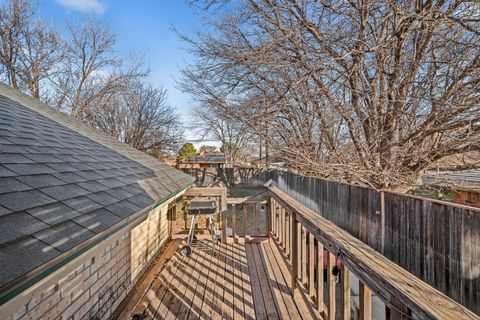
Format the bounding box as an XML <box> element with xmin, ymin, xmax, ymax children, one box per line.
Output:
<box><xmin>118</xmin><ymin>237</ymin><xmax>314</xmax><ymax>320</ymax></box>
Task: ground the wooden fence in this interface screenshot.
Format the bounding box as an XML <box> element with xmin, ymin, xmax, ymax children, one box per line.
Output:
<box><xmin>181</xmin><ymin>167</ymin><xmax>269</xmax><ymax>188</ymax></box>
<box><xmin>254</xmin><ymin>169</ymin><xmax>480</xmax><ymax>316</ymax></box>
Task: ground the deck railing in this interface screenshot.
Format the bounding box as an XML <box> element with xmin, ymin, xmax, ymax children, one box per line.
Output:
<box><xmin>181</xmin><ymin>186</ymin><xmax>479</xmax><ymax>319</ymax></box>
<box><xmin>268</xmin><ymin>187</ymin><xmax>478</xmax><ymax>320</ymax></box>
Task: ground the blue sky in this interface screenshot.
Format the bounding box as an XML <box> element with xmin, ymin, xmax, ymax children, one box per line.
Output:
<box><xmin>39</xmin><ymin>0</ymin><xmax>205</xmax><ymax>143</ymax></box>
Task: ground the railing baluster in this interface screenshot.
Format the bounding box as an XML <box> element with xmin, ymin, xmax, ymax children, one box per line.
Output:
<box><xmin>232</xmin><ymin>204</ymin><xmax>236</xmax><ymax>241</ymax></box>
<box><xmin>291</xmin><ymin>212</ymin><xmax>298</xmax><ymax>291</ymax></box>
<box><xmin>359</xmin><ymin>281</ymin><xmax>372</xmax><ymax>320</ymax></box>
<box><xmin>342</xmin><ymin>265</ymin><xmax>351</xmax><ymax>320</ymax></box>
<box><xmin>316</xmin><ymin>239</ymin><xmax>324</xmax><ymax>314</ymax></box>
<box><xmin>297</xmin><ymin>222</ymin><xmax>302</xmax><ymax>280</ymax></box>
<box><xmin>286</xmin><ymin>210</ymin><xmax>290</xmax><ymax>258</ymax></box>
<box><xmin>281</xmin><ymin>207</ymin><xmax>286</xmax><ymax>249</ymax></box>
<box><xmin>253</xmin><ymin>202</ymin><xmax>257</xmax><ymax>237</ymax></box>
<box><xmin>243</xmin><ymin>204</ymin><xmax>247</xmax><ymax>237</ymax></box>
<box><xmin>301</xmin><ymin>227</ymin><xmax>307</xmax><ymax>284</ymax></box>
<box><xmin>327</xmin><ymin>251</ymin><xmax>336</xmax><ymax>320</ymax></box>
<box><xmin>308</xmin><ymin>232</ymin><xmax>315</xmax><ymax>298</ymax></box>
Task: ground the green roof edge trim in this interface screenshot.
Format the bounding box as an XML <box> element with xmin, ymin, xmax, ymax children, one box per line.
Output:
<box><xmin>0</xmin><ymin>185</ymin><xmax>191</xmax><ymax>307</ymax></box>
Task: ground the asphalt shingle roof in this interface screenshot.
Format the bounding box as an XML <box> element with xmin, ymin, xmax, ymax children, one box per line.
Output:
<box><xmin>0</xmin><ymin>83</ymin><xmax>194</xmax><ymax>290</ymax></box>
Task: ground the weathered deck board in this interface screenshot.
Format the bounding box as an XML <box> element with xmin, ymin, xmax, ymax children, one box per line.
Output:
<box><xmin>121</xmin><ymin>238</ymin><xmax>316</xmax><ymax>320</ymax></box>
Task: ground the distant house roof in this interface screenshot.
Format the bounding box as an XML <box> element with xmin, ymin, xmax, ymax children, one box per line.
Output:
<box><xmin>0</xmin><ymin>83</ymin><xmax>194</xmax><ymax>291</ymax></box>
<box><xmin>183</xmin><ymin>152</ymin><xmax>227</xmax><ymax>164</ymax></box>
<box><xmin>422</xmin><ymin>169</ymin><xmax>480</xmax><ymax>191</ymax></box>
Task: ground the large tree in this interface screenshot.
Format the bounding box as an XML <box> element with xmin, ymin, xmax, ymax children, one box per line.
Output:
<box><xmin>181</xmin><ymin>0</ymin><xmax>480</xmax><ymax>190</ymax></box>
<box><xmin>94</xmin><ymin>81</ymin><xmax>184</xmax><ymax>156</ymax></box>
<box><xmin>0</xmin><ymin>0</ymin><xmax>62</xmax><ymax>99</ymax></box>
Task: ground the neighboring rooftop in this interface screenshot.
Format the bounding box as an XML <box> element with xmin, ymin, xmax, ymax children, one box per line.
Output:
<box><xmin>422</xmin><ymin>169</ymin><xmax>480</xmax><ymax>191</ymax></box>
<box><xmin>182</xmin><ymin>152</ymin><xmax>227</xmax><ymax>164</ymax></box>
<box><xmin>0</xmin><ymin>83</ymin><xmax>194</xmax><ymax>290</ymax></box>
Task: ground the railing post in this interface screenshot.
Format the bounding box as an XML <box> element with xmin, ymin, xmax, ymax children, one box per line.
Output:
<box><xmin>221</xmin><ymin>190</ymin><xmax>227</xmax><ymax>243</ymax></box>
<box><xmin>291</xmin><ymin>211</ymin><xmax>298</xmax><ymax>291</ymax></box>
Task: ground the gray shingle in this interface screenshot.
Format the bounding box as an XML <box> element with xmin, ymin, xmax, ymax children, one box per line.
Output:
<box><xmin>86</xmin><ymin>191</ymin><xmax>120</xmax><ymax>206</ymax></box>
<box><xmin>53</xmin><ymin>172</ymin><xmax>87</xmax><ymax>183</ymax></box>
<box><xmin>0</xmin><ymin>165</ymin><xmax>16</xmax><ymax>177</ymax></box>
<box><xmin>34</xmin><ymin>221</ymin><xmax>94</xmax><ymax>252</ymax></box>
<box><xmin>0</xmin><ymin>205</ymin><xmax>12</xmax><ymax>217</ymax></box>
<box><xmin>105</xmin><ymin>200</ymin><xmax>141</xmax><ymax>219</ymax></box>
<box><xmin>17</xmin><ymin>174</ymin><xmax>65</xmax><ymax>188</ymax></box>
<box><xmin>96</xmin><ymin>177</ymin><xmax>124</xmax><ymax>188</ymax></box>
<box><xmin>0</xmin><ymin>177</ymin><xmax>31</xmax><ymax>194</ymax></box>
<box><xmin>4</xmin><ymin>163</ymin><xmax>57</xmax><ymax>175</ymax></box>
<box><xmin>127</xmin><ymin>194</ymin><xmax>154</xmax><ymax>208</ymax></box>
<box><xmin>0</xmin><ymin>190</ymin><xmax>56</xmax><ymax>211</ymax></box>
<box><xmin>73</xmin><ymin>208</ymin><xmax>121</xmax><ymax>233</ymax></box>
<box><xmin>40</xmin><ymin>184</ymin><xmax>90</xmax><ymax>201</ymax></box>
<box><xmin>0</xmin><ymin>237</ymin><xmax>61</xmax><ymax>287</ymax></box>
<box><xmin>27</xmin><ymin>203</ymin><xmax>80</xmax><ymax>224</ymax></box>
<box><xmin>77</xmin><ymin>180</ymin><xmax>108</xmax><ymax>193</ymax></box>
<box><xmin>0</xmin><ymin>212</ymin><xmax>49</xmax><ymax>244</ymax></box>
<box><xmin>63</xmin><ymin>196</ymin><xmax>102</xmax><ymax>214</ymax></box>
<box><xmin>0</xmin><ymin>153</ymin><xmax>34</xmax><ymax>164</ymax></box>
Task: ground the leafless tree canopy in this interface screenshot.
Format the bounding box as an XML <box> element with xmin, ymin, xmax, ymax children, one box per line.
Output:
<box><xmin>192</xmin><ymin>103</ymin><xmax>253</xmax><ymax>163</ymax></box>
<box><xmin>181</xmin><ymin>0</ymin><xmax>480</xmax><ymax>189</ymax></box>
<box><xmin>0</xmin><ymin>0</ymin><xmax>183</xmax><ymax>157</ymax></box>
<box><xmin>94</xmin><ymin>81</ymin><xmax>183</xmax><ymax>155</ymax></box>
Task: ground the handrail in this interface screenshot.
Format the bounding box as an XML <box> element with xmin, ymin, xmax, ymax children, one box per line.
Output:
<box><xmin>268</xmin><ymin>187</ymin><xmax>479</xmax><ymax>320</ymax></box>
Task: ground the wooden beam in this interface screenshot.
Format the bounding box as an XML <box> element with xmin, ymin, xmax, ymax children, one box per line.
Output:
<box><xmin>342</xmin><ymin>265</ymin><xmax>351</xmax><ymax>320</ymax></box>
<box><xmin>268</xmin><ymin>187</ymin><xmax>479</xmax><ymax>320</ymax></box>
<box><xmin>184</xmin><ymin>187</ymin><xmax>227</xmax><ymax>197</ymax></box>
<box><xmin>359</xmin><ymin>281</ymin><xmax>371</xmax><ymax>320</ymax></box>
<box><xmin>327</xmin><ymin>251</ymin><xmax>336</xmax><ymax>320</ymax></box>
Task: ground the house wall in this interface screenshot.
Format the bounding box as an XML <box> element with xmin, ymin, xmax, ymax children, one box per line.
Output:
<box><xmin>0</xmin><ymin>200</ymin><xmax>174</xmax><ymax>320</ymax></box>
<box><xmin>453</xmin><ymin>189</ymin><xmax>480</xmax><ymax>208</ymax></box>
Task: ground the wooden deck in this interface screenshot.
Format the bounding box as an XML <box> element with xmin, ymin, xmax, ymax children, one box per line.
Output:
<box><xmin>120</xmin><ymin>238</ymin><xmax>315</xmax><ymax>320</ymax></box>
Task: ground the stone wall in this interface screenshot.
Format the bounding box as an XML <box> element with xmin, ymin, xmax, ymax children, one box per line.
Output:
<box><xmin>0</xmin><ymin>200</ymin><xmax>172</xmax><ymax>320</ymax></box>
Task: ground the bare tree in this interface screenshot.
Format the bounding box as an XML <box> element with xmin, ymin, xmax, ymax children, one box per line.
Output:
<box><xmin>0</xmin><ymin>0</ymin><xmax>62</xmax><ymax>98</ymax></box>
<box><xmin>94</xmin><ymin>81</ymin><xmax>184</xmax><ymax>156</ymax></box>
<box><xmin>191</xmin><ymin>102</ymin><xmax>252</xmax><ymax>164</ymax></box>
<box><xmin>50</xmin><ymin>18</ymin><xmax>146</xmax><ymax>121</ymax></box>
<box><xmin>181</xmin><ymin>0</ymin><xmax>480</xmax><ymax>190</ymax></box>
